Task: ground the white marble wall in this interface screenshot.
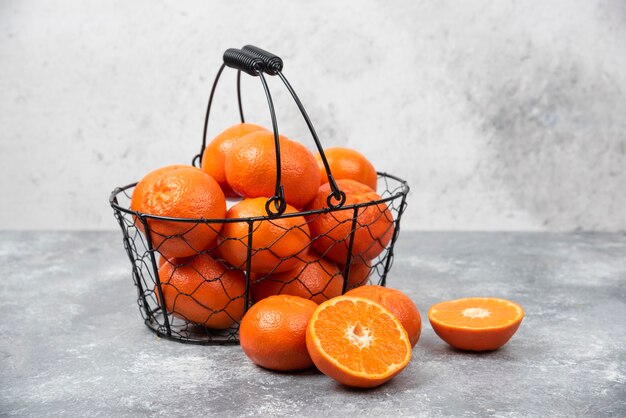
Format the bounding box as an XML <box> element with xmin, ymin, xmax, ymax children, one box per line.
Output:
<box><xmin>1</xmin><ymin>0</ymin><xmax>625</xmax><ymax>231</ymax></box>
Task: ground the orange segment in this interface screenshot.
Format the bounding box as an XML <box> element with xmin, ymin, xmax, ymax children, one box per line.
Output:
<box><xmin>306</xmin><ymin>296</ymin><xmax>412</xmax><ymax>388</ymax></box>
<box><xmin>428</xmin><ymin>297</ymin><xmax>524</xmax><ymax>351</ymax></box>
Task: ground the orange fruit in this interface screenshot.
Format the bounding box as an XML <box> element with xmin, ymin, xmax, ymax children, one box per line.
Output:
<box><xmin>345</xmin><ymin>285</ymin><xmax>421</xmax><ymax>347</ymax></box>
<box><xmin>216</xmin><ymin>198</ymin><xmax>311</xmax><ymax>273</ymax></box>
<box><xmin>201</xmin><ymin>123</ymin><xmax>268</xmax><ymax>197</ymax></box>
<box><xmin>251</xmin><ymin>252</ymin><xmax>344</xmax><ymax>304</ymax></box>
<box><xmin>306</xmin><ymin>296</ymin><xmax>412</xmax><ymax>388</ymax></box>
<box><xmin>316</xmin><ymin>147</ymin><xmax>378</xmax><ymax>191</ymax></box>
<box><xmin>131</xmin><ymin>165</ymin><xmax>226</xmax><ymax>259</ymax></box>
<box><xmin>239</xmin><ymin>295</ymin><xmax>318</xmax><ymax>371</ymax></box>
<box><xmin>224</xmin><ymin>131</ymin><xmax>320</xmax><ymax>209</ymax></box>
<box><xmin>428</xmin><ymin>297</ymin><xmax>524</xmax><ymax>351</ymax></box>
<box><xmin>306</xmin><ymin>179</ymin><xmax>394</xmax><ymax>264</ymax></box>
<box><xmin>157</xmin><ymin>253</ymin><xmax>246</xmax><ymax>329</ymax></box>
<box><xmin>339</xmin><ymin>256</ymin><xmax>372</xmax><ymax>290</ymax></box>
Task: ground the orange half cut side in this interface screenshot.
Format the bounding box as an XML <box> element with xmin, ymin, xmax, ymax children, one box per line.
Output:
<box><xmin>306</xmin><ymin>296</ymin><xmax>412</xmax><ymax>388</ymax></box>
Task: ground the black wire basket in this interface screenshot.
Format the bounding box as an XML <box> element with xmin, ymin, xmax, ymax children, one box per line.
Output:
<box><xmin>109</xmin><ymin>46</ymin><xmax>410</xmax><ymax>344</ymax></box>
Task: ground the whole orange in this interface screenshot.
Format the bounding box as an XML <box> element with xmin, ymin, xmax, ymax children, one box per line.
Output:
<box><xmin>157</xmin><ymin>253</ymin><xmax>246</xmax><ymax>329</ymax></box>
<box><xmin>201</xmin><ymin>123</ymin><xmax>268</xmax><ymax>197</ymax></box>
<box><xmin>306</xmin><ymin>179</ymin><xmax>394</xmax><ymax>264</ymax></box>
<box><xmin>251</xmin><ymin>251</ymin><xmax>343</xmax><ymax>304</ymax></box>
<box><xmin>345</xmin><ymin>285</ymin><xmax>421</xmax><ymax>347</ymax></box>
<box><xmin>224</xmin><ymin>131</ymin><xmax>320</xmax><ymax>209</ymax></box>
<box><xmin>216</xmin><ymin>198</ymin><xmax>311</xmax><ymax>273</ymax></box>
<box><xmin>131</xmin><ymin>165</ymin><xmax>226</xmax><ymax>259</ymax></box>
<box><xmin>239</xmin><ymin>295</ymin><xmax>318</xmax><ymax>371</ymax></box>
<box><xmin>316</xmin><ymin>147</ymin><xmax>378</xmax><ymax>191</ymax></box>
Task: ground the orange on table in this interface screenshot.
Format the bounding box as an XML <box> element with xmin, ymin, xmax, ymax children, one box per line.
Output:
<box><xmin>251</xmin><ymin>251</ymin><xmax>343</xmax><ymax>304</ymax></box>
<box><xmin>306</xmin><ymin>296</ymin><xmax>412</xmax><ymax>388</ymax></box>
<box><xmin>316</xmin><ymin>147</ymin><xmax>378</xmax><ymax>191</ymax></box>
<box><xmin>306</xmin><ymin>179</ymin><xmax>394</xmax><ymax>264</ymax></box>
<box><xmin>130</xmin><ymin>165</ymin><xmax>226</xmax><ymax>259</ymax></box>
<box><xmin>157</xmin><ymin>253</ymin><xmax>246</xmax><ymax>329</ymax></box>
<box><xmin>239</xmin><ymin>295</ymin><xmax>318</xmax><ymax>371</ymax></box>
<box><xmin>225</xmin><ymin>131</ymin><xmax>320</xmax><ymax>209</ymax></box>
<box><xmin>201</xmin><ymin>123</ymin><xmax>268</xmax><ymax>197</ymax></box>
<box><xmin>428</xmin><ymin>297</ymin><xmax>524</xmax><ymax>351</ymax></box>
<box><xmin>345</xmin><ymin>285</ymin><xmax>421</xmax><ymax>347</ymax></box>
<box><xmin>216</xmin><ymin>197</ymin><xmax>311</xmax><ymax>273</ymax></box>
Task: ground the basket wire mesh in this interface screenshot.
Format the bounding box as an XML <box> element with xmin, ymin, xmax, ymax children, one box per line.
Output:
<box><xmin>110</xmin><ymin>46</ymin><xmax>409</xmax><ymax>344</ymax></box>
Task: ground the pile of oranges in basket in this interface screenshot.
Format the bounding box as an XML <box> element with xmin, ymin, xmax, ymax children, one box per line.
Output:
<box><xmin>130</xmin><ymin>123</ymin><xmax>395</xmax><ymax>328</ymax></box>
<box><xmin>128</xmin><ymin>122</ymin><xmax>525</xmax><ymax>388</ymax></box>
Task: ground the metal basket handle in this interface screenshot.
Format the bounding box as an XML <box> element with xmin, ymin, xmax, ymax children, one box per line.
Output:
<box><xmin>241</xmin><ymin>45</ymin><xmax>283</xmax><ymax>75</ymax></box>
<box><xmin>195</xmin><ymin>46</ymin><xmax>346</xmax><ymax>216</ymax></box>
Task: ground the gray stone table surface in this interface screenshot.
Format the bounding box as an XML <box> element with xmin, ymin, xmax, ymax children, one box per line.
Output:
<box><xmin>1</xmin><ymin>231</ymin><xmax>625</xmax><ymax>417</ymax></box>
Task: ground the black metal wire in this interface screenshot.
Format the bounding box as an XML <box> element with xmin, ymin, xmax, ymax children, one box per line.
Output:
<box><xmin>223</xmin><ymin>48</ymin><xmax>264</xmax><ymax>76</ymax></box>
<box><xmin>196</xmin><ymin>63</ymin><xmax>226</xmax><ymax>167</ymax></box>
<box><xmin>380</xmin><ymin>186</ymin><xmax>409</xmax><ymax>287</ymax></box>
<box><xmin>137</xmin><ymin>214</ymin><xmax>172</xmax><ymax>336</ymax></box>
<box><xmin>237</xmin><ymin>71</ymin><xmax>245</xmax><ymax>123</ymax></box>
<box><xmin>114</xmin><ymin>208</ymin><xmax>151</xmax><ymax>320</ymax></box>
<box><xmin>242</xmin><ymin>45</ymin><xmax>283</xmax><ymax>75</ymax></box>
<box><xmin>244</xmin><ymin>220</ymin><xmax>254</xmax><ymax>309</ymax></box>
<box><xmin>110</xmin><ymin>176</ymin><xmax>408</xmax><ymax>223</ymax></box>
<box><xmin>341</xmin><ymin>206</ymin><xmax>360</xmax><ymax>294</ymax></box>
<box><xmin>109</xmin><ymin>46</ymin><xmax>411</xmax><ymax>345</ymax></box>
<box><xmin>257</xmin><ymin>71</ymin><xmax>287</xmax><ymax>217</ymax></box>
<box><xmin>110</xmin><ymin>172</ymin><xmax>407</xmax><ymax>345</ymax></box>
<box><xmin>236</xmin><ymin>44</ymin><xmax>345</xmax><ymax>208</ymax></box>
<box><xmin>275</xmin><ymin>72</ymin><xmax>346</xmax><ymax>209</ymax></box>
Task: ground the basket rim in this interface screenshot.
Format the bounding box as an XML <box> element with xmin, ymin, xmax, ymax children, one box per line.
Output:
<box><xmin>110</xmin><ymin>171</ymin><xmax>409</xmax><ymax>224</ymax></box>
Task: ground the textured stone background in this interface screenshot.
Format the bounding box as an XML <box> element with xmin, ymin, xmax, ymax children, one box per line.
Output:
<box><xmin>1</xmin><ymin>0</ymin><xmax>625</xmax><ymax>231</ymax></box>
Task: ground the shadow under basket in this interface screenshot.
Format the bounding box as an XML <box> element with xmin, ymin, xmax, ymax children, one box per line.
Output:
<box><xmin>109</xmin><ymin>45</ymin><xmax>409</xmax><ymax>344</ymax></box>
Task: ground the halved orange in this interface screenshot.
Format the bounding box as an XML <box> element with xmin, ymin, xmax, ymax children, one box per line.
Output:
<box><xmin>345</xmin><ymin>285</ymin><xmax>422</xmax><ymax>347</ymax></box>
<box><xmin>428</xmin><ymin>297</ymin><xmax>524</xmax><ymax>351</ymax></box>
<box><xmin>306</xmin><ymin>296</ymin><xmax>412</xmax><ymax>388</ymax></box>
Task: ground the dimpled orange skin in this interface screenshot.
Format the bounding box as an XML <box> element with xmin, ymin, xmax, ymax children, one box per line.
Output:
<box><xmin>224</xmin><ymin>131</ymin><xmax>320</xmax><ymax>209</ymax></box>
<box><xmin>216</xmin><ymin>198</ymin><xmax>311</xmax><ymax>274</ymax></box>
<box><xmin>201</xmin><ymin>123</ymin><xmax>268</xmax><ymax>197</ymax></box>
<box><xmin>157</xmin><ymin>253</ymin><xmax>246</xmax><ymax>329</ymax></box>
<box><xmin>130</xmin><ymin>165</ymin><xmax>226</xmax><ymax>259</ymax></box>
<box><xmin>345</xmin><ymin>285</ymin><xmax>421</xmax><ymax>347</ymax></box>
<box><xmin>250</xmin><ymin>251</ymin><xmax>344</xmax><ymax>304</ymax></box>
<box><xmin>428</xmin><ymin>297</ymin><xmax>525</xmax><ymax>351</ymax></box>
<box><xmin>306</xmin><ymin>179</ymin><xmax>394</xmax><ymax>264</ymax></box>
<box><xmin>305</xmin><ymin>296</ymin><xmax>412</xmax><ymax>388</ymax></box>
<box><xmin>316</xmin><ymin>147</ymin><xmax>378</xmax><ymax>191</ymax></box>
<box><xmin>239</xmin><ymin>295</ymin><xmax>318</xmax><ymax>371</ymax></box>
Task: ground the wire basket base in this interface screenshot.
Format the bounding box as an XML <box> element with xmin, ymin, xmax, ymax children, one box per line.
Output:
<box><xmin>144</xmin><ymin>311</ymin><xmax>240</xmax><ymax>345</ymax></box>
